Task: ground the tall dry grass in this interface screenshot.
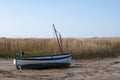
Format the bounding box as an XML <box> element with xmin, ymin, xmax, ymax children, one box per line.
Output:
<box><xmin>0</xmin><ymin>38</ymin><xmax>120</xmax><ymax>59</ymax></box>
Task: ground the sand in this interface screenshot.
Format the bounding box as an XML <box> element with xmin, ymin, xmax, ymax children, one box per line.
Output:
<box><xmin>0</xmin><ymin>58</ymin><xmax>120</xmax><ymax>80</ymax></box>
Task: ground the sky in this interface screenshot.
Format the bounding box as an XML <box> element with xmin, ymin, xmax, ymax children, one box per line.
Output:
<box><xmin>0</xmin><ymin>0</ymin><xmax>120</xmax><ymax>38</ymax></box>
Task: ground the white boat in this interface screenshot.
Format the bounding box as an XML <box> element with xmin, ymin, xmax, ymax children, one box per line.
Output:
<box><xmin>13</xmin><ymin>53</ymin><xmax>71</xmax><ymax>69</ymax></box>
<box><xmin>13</xmin><ymin>24</ymin><xmax>72</xmax><ymax>69</ymax></box>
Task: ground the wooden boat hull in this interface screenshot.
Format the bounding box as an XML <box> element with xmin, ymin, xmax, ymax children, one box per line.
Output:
<box><xmin>13</xmin><ymin>53</ymin><xmax>72</xmax><ymax>69</ymax></box>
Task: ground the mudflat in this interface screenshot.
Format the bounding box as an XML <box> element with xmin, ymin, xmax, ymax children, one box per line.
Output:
<box><xmin>0</xmin><ymin>58</ymin><xmax>120</xmax><ymax>80</ymax></box>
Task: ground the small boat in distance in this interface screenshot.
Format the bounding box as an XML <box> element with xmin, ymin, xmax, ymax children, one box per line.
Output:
<box><xmin>13</xmin><ymin>24</ymin><xmax>72</xmax><ymax>69</ymax></box>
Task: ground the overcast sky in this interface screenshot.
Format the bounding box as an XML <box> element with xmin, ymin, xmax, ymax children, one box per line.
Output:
<box><xmin>0</xmin><ymin>0</ymin><xmax>120</xmax><ymax>38</ymax></box>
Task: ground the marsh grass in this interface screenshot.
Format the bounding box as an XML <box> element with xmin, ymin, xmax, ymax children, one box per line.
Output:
<box><xmin>0</xmin><ymin>38</ymin><xmax>120</xmax><ymax>59</ymax></box>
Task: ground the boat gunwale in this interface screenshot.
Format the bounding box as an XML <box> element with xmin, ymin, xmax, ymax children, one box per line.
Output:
<box><xmin>16</xmin><ymin>53</ymin><xmax>71</xmax><ymax>59</ymax></box>
<box><xmin>16</xmin><ymin>55</ymin><xmax>71</xmax><ymax>60</ymax></box>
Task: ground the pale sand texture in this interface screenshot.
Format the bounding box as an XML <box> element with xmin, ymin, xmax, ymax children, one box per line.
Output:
<box><xmin>0</xmin><ymin>58</ymin><xmax>120</xmax><ymax>80</ymax></box>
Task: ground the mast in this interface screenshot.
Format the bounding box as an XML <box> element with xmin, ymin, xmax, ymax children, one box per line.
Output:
<box><xmin>59</xmin><ymin>33</ymin><xmax>64</xmax><ymax>54</ymax></box>
<box><xmin>52</xmin><ymin>24</ymin><xmax>63</xmax><ymax>54</ymax></box>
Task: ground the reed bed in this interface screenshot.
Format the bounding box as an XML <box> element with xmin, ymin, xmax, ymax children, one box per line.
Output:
<box><xmin>0</xmin><ymin>38</ymin><xmax>120</xmax><ymax>59</ymax></box>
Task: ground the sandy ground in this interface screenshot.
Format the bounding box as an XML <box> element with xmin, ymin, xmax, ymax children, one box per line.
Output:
<box><xmin>0</xmin><ymin>58</ymin><xmax>120</xmax><ymax>80</ymax></box>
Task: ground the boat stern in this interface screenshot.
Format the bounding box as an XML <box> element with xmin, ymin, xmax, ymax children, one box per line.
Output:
<box><xmin>13</xmin><ymin>59</ymin><xmax>16</xmax><ymax>65</ymax></box>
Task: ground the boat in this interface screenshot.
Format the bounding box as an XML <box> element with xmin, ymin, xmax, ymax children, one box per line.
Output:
<box><xmin>13</xmin><ymin>53</ymin><xmax>71</xmax><ymax>69</ymax></box>
<box><xmin>13</xmin><ymin>24</ymin><xmax>72</xmax><ymax>69</ymax></box>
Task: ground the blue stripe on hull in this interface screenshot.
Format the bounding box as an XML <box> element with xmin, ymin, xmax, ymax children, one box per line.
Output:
<box><xmin>17</xmin><ymin>55</ymin><xmax>71</xmax><ymax>60</ymax></box>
